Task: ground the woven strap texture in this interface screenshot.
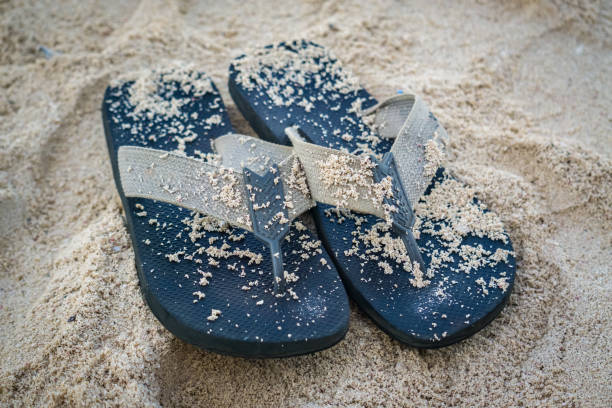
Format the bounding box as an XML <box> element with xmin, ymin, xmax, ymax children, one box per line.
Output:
<box><xmin>118</xmin><ymin>94</ymin><xmax>446</xmax><ymax>231</ymax></box>
<box><xmin>118</xmin><ymin>139</ymin><xmax>315</xmax><ymax>232</ymax></box>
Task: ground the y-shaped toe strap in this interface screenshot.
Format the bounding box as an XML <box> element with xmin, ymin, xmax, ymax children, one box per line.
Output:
<box><xmin>284</xmin><ymin>93</ymin><xmax>448</xmax><ymax>274</ymax></box>
<box><xmin>117</xmin><ymin>94</ymin><xmax>447</xmax><ymax>286</ymax></box>
<box><xmin>117</xmin><ymin>139</ymin><xmax>315</xmax><ymax>294</ymax></box>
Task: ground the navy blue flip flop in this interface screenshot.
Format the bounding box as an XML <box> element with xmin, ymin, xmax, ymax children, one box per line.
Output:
<box><xmin>102</xmin><ymin>65</ymin><xmax>349</xmax><ymax>357</ymax></box>
<box><xmin>228</xmin><ymin>40</ymin><xmax>516</xmax><ymax>348</ymax></box>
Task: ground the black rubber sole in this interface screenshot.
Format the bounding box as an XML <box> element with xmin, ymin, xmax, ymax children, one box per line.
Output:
<box><xmin>102</xmin><ymin>76</ymin><xmax>349</xmax><ymax>358</ymax></box>
<box><xmin>229</xmin><ymin>70</ymin><xmax>514</xmax><ymax>349</ymax></box>
<box><xmin>332</xmin><ymin>260</ymin><xmax>512</xmax><ymax>349</ymax></box>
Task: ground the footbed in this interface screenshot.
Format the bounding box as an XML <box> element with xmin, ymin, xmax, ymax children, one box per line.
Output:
<box><xmin>228</xmin><ymin>40</ymin><xmax>516</xmax><ymax>347</ymax></box>
<box><xmin>102</xmin><ymin>69</ymin><xmax>349</xmax><ymax>357</ymax></box>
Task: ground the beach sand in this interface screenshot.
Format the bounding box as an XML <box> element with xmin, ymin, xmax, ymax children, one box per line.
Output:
<box><xmin>1</xmin><ymin>0</ymin><xmax>610</xmax><ymax>406</ymax></box>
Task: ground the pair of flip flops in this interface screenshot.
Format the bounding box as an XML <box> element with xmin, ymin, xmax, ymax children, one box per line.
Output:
<box><xmin>102</xmin><ymin>40</ymin><xmax>516</xmax><ymax>358</ymax></box>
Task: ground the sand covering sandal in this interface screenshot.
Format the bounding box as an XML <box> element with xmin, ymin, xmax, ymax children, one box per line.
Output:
<box><xmin>228</xmin><ymin>40</ymin><xmax>517</xmax><ymax>347</ymax></box>
<box><xmin>102</xmin><ymin>66</ymin><xmax>349</xmax><ymax>358</ymax></box>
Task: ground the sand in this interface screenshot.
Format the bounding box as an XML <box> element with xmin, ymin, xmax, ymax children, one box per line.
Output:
<box><xmin>1</xmin><ymin>0</ymin><xmax>611</xmax><ymax>406</ymax></box>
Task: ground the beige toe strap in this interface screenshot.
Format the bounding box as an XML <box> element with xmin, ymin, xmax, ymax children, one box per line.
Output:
<box><xmin>117</xmin><ymin>139</ymin><xmax>315</xmax><ymax>232</ymax></box>
<box><xmin>282</xmin><ymin>93</ymin><xmax>449</xmax><ymax>217</ymax></box>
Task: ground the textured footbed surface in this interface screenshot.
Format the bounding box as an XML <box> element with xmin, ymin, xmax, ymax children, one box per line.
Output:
<box><xmin>228</xmin><ymin>40</ymin><xmax>516</xmax><ymax>347</ymax></box>
<box><xmin>102</xmin><ymin>69</ymin><xmax>349</xmax><ymax>357</ymax></box>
